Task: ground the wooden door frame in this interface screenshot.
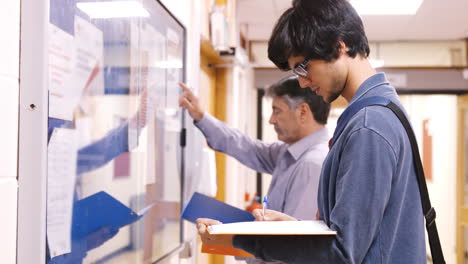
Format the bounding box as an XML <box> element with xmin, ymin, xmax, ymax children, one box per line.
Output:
<box><xmin>199</xmin><ymin>38</ymin><xmax>227</xmax><ymax>264</ymax></box>
<box><xmin>457</xmin><ymin>95</ymin><xmax>468</xmax><ymax>264</ymax></box>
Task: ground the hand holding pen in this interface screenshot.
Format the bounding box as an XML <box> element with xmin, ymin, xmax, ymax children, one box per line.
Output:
<box><xmin>252</xmin><ymin>207</ymin><xmax>298</xmax><ymax>222</ymax></box>
<box><xmin>262</xmin><ymin>196</ymin><xmax>268</xmax><ymax>221</ymax></box>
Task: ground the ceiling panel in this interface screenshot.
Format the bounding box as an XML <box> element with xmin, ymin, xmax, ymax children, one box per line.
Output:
<box><xmin>273</xmin><ymin>0</ymin><xmax>292</xmax><ymax>14</ymax></box>
<box><xmin>238</xmin><ymin>0</ymin><xmax>277</xmax><ymax>24</ymax></box>
<box><xmin>238</xmin><ymin>0</ymin><xmax>468</xmax><ymax>41</ymax></box>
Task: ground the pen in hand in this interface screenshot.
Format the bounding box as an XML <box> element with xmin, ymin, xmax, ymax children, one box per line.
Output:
<box><xmin>262</xmin><ymin>196</ymin><xmax>268</xmax><ymax>221</ymax></box>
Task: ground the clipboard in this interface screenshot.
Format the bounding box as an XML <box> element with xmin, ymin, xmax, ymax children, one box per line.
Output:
<box><xmin>72</xmin><ymin>191</ymin><xmax>154</xmax><ymax>239</ymax></box>
<box><xmin>207</xmin><ymin>220</ymin><xmax>337</xmax><ymax>235</ymax></box>
<box><xmin>201</xmin><ymin>243</ymin><xmax>254</xmax><ymax>258</ymax></box>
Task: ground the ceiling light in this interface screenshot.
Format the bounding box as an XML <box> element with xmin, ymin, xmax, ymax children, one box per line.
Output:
<box><xmin>351</xmin><ymin>0</ymin><xmax>423</xmax><ymax>15</ymax></box>
<box><xmin>76</xmin><ymin>1</ymin><xmax>150</xmax><ymax>19</ymax></box>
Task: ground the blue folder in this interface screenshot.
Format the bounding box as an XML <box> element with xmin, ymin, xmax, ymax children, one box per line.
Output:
<box><xmin>72</xmin><ymin>191</ymin><xmax>146</xmax><ymax>239</ymax></box>
<box><xmin>181</xmin><ymin>192</ymin><xmax>255</xmax><ymax>224</ymax></box>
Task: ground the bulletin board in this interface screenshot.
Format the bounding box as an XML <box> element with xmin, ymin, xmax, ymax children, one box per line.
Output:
<box><xmin>46</xmin><ymin>0</ymin><xmax>186</xmax><ymax>263</ymax></box>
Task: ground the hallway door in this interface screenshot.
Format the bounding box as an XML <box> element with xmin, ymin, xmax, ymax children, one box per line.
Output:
<box><xmin>457</xmin><ymin>95</ymin><xmax>468</xmax><ymax>264</ymax></box>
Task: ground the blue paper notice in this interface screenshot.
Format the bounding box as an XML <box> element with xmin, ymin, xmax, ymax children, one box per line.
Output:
<box><xmin>72</xmin><ymin>191</ymin><xmax>153</xmax><ymax>239</ymax></box>
<box><xmin>181</xmin><ymin>192</ymin><xmax>255</xmax><ymax>224</ymax></box>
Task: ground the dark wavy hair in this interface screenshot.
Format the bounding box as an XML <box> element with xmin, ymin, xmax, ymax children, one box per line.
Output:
<box><xmin>268</xmin><ymin>0</ymin><xmax>370</xmax><ymax>70</ymax></box>
<box><xmin>267</xmin><ymin>76</ymin><xmax>330</xmax><ymax>125</ymax></box>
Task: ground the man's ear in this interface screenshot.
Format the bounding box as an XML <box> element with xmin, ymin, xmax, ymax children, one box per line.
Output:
<box><xmin>299</xmin><ymin>103</ymin><xmax>310</xmax><ymax>122</ymax></box>
<box><xmin>338</xmin><ymin>41</ymin><xmax>349</xmax><ymax>55</ymax></box>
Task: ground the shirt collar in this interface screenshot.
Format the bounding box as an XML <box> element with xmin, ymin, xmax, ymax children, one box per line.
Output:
<box><xmin>348</xmin><ymin>72</ymin><xmax>390</xmax><ymax>105</ymax></box>
<box><xmin>287</xmin><ymin>127</ymin><xmax>329</xmax><ymax>161</ymax></box>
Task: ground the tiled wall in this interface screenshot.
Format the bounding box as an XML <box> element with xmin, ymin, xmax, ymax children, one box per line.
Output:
<box><xmin>0</xmin><ymin>179</ymin><xmax>18</xmax><ymax>264</ymax></box>
<box><xmin>0</xmin><ymin>0</ymin><xmax>20</xmax><ymax>263</ymax></box>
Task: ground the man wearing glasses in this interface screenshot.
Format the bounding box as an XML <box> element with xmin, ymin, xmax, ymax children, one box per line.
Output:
<box><xmin>196</xmin><ymin>0</ymin><xmax>428</xmax><ymax>263</ymax></box>
<box><xmin>180</xmin><ymin>77</ymin><xmax>330</xmax><ymax>264</ymax></box>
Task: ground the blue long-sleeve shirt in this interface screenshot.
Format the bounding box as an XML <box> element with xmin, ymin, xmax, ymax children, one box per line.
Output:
<box><xmin>233</xmin><ymin>73</ymin><xmax>426</xmax><ymax>263</ymax></box>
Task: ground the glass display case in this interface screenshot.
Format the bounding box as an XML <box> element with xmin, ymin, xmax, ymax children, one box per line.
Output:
<box><xmin>44</xmin><ymin>0</ymin><xmax>186</xmax><ymax>263</ymax></box>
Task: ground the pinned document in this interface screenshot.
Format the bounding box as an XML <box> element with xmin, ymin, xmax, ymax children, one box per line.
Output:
<box><xmin>47</xmin><ymin>127</ymin><xmax>79</xmax><ymax>258</ymax></box>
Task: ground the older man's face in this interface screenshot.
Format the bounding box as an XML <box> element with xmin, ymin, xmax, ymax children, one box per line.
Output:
<box><xmin>268</xmin><ymin>96</ymin><xmax>301</xmax><ymax>144</ymax></box>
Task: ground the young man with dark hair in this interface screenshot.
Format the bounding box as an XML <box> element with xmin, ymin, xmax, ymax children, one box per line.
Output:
<box><xmin>197</xmin><ymin>0</ymin><xmax>429</xmax><ymax>263</ymax></box>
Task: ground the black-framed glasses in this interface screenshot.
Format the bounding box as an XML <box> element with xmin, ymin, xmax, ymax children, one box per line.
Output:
<box><xmin>292</xmin><ymin>59</ymin><xmax>310</xmax><ymax>78</ymax></box>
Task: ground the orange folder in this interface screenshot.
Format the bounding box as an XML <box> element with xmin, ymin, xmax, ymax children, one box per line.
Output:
<box><xmin>201</xmin><ymin>243</ymin><xmax>254</xmax><ymax>258</ymax></box>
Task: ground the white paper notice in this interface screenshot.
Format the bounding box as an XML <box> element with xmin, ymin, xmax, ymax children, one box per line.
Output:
<box><xmin>73</xmin><ymin>16</ymin><xmax>105</xmax><ymax>100</ymax></box>
<box><xmin>142</xmin><ymin>24</ymin><xmax>164</xmax><ymax>114</ymax></box>
<box><xmin>47</xmin><ymin>128</ymin><xmax>79</xmax><ymax>258</ymax></box>
<box><xmin>74</xmin><ymin>117</ymin><xmax>93</xmax><ymax>149</ymax></box>
<box><xmin>48</xmin><ymin>23</ymin><xmax>77</xmax><ymax>120</ymax></box>
<box><xmin>128</xmin><ymin>22</ymin><xmax>141</xmax><ymax>150</ymax></box>
<box><xmin>166</xmin><ymin>27</ymin><xmax>183</xmax><ymax>111</ymax></box>
<box><xmin>146</xmin><ymin>110</ymin><xmax>156</xmax><ymax>185</ymax></box>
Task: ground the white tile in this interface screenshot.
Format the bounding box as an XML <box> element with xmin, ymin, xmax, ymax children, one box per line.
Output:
<box><xmin>0</xmin><ymin>0</ymin><xmax>20</xmax><ymax>79</ymax></box>
<box><xmin>0</xmin><ymin>76</ymin><xmax>19</xmax><ymax>177</ymax></box>
<box><xmin>0</xmin><ymin>178</ymin><xmax>18</xmax><ymax>264</ymax></box>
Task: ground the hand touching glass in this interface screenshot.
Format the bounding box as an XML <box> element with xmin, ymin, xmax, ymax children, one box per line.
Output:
<box><xmin>178</xmin><ymin>82</ymin><xmax>204</xmax><ymax>121</ymax></box>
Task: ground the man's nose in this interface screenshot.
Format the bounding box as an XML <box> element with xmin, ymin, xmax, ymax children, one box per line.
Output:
<box><xmin>298</xmin><ymin>77</ymin><xmax>311</xmax><ymax>89</ymax></box>
<box><xmin>269</xmin><ymin>114</ymin><xmax>275</xmax><ymax>124</ymax></box>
